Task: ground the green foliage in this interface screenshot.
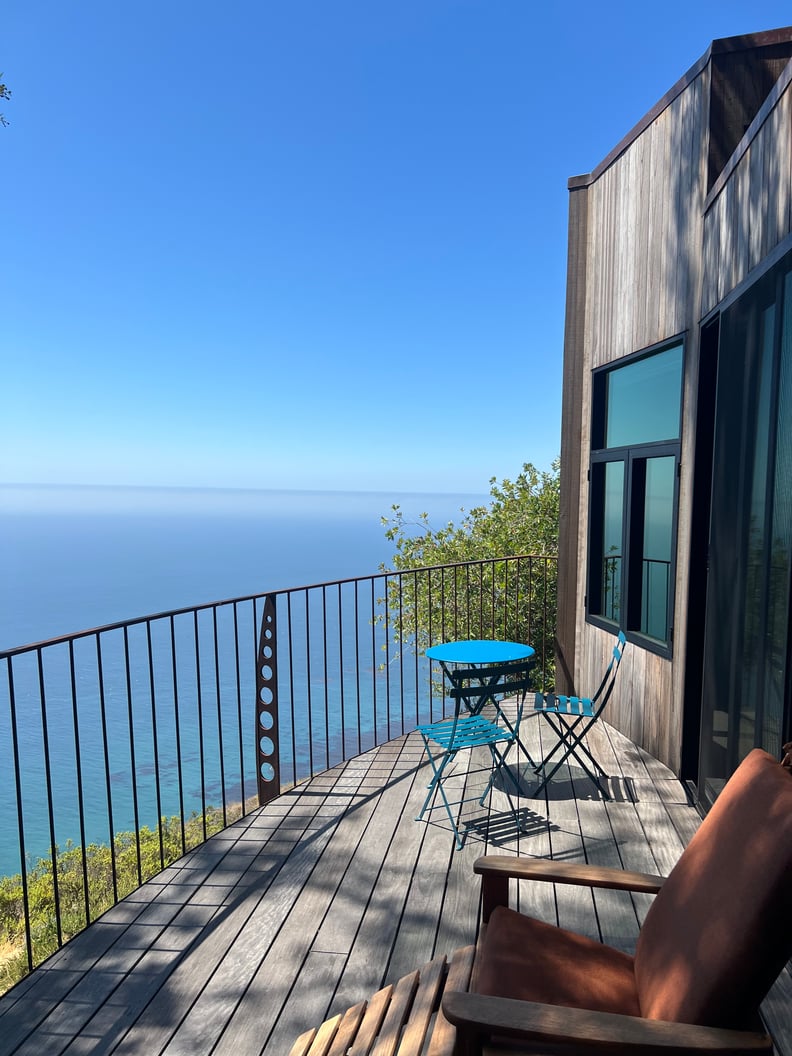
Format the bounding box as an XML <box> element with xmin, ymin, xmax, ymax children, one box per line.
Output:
<box><xmin>0</xmin><ymin>75</ymin><xmax>10</xmax><ymax>127</ymax></box>
<box><xmin>383</xmin><ymin>461</ymin><xmax>560</xmax><ymax>564</ymax></box>
<box><xmin>0</xmin><ymin>804</ymin><xmax>242</xmax><ymax>995</ymax></box>
<box><xmin>381</xmin><ymin>462</ymin><xmax>560</xmax><ymax>688</ymax></box>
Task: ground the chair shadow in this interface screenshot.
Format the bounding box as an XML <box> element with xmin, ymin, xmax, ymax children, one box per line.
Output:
<box><xmin>463</xmin><ymin>806</ymin><xmax>559</xmax><ymax>848</ymax></box>
<box><xmin>492</xmin><ymin>765</ymin><xmax>638</xmax><ymax>804</ymax></box>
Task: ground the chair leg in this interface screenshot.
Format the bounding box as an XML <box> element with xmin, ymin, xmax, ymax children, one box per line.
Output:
<box><xmin>493</xmin><ymin>710</ymin><xmax>536</xmax><ymax>770</ymax></box>
<box><xmin>480</xmin><ymin>742</ymin><xmax>523</xmax><ymax>800</ymax></box>
<box><xmin>415</xmin><ymin>740</ymin><xmax>467</xmax><ymax>849</ymax></box>
<box><xmin>533</xmin><ymin>718</ymin><xmax>611</xmax><ymax>799</ymax></box>
<box><xmin>533</xmin><ymin>713</ymin><xmax>584</xmax><ymax>772</ymax></box>
<box><xmin>475</xmin><ymin>742</ymin><xmax>528</xmax><ymax>839</ymax></box>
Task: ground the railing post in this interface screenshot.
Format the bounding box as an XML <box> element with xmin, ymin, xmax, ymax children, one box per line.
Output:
<box><xmin>256</xmin><ymin>594</ymin><xmax>281</xmax><ymax>806</ymax></box>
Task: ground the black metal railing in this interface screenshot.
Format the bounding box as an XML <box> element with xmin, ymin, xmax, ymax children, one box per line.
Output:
<box><xmin>0</xmin><ymin>554</ymin><xmax>556</xmax><ymax>991</ymax></box>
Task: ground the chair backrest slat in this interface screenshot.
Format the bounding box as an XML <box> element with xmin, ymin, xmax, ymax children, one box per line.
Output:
<box><xmin>590</xmin><ymin>630</ymin><xmax>627</xmax><ymax>717</ymax></box>
<box><xmin>634</xmin><ymin>748</ymin><xmax>792</xmax><ymax>1029</ymax></box>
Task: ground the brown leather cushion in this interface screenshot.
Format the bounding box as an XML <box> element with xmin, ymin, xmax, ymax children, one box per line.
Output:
<box><xmin>473</xmin><ymin>905</ymin><xmax>640</xmax><ymax>1016</ymax></box>
<box><xmin>635</xmin><ymin>748</ymin><xmax>792</xmax><ymax>1028</ymax></box>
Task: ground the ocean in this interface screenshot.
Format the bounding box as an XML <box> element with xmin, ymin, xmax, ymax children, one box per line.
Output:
<box><xmin>0</xmin><ymin>484</ymin><xmax>487</xmax><ymax>875</ymax></box>
<box><xmin>0</xmin><ymin>484</ymin><xmax>486</xmax><ymax>651</ymax></box>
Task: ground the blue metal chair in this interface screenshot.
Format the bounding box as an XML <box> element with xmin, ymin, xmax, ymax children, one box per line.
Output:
<box><xmin>415</xmin><ymin>660</ymin><xmax>535</xmax><ymax>849</ymax></box>
<box><xmin>532</xmin><ymin>630</ymin><xmax>627</xmax><ymax>798</ymax></box>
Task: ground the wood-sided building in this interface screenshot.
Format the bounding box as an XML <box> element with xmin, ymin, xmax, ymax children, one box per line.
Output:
<box><xmin>558</xmin><ymin>26</ymin><xmax>792</xmax><ymax>806</ymax></box>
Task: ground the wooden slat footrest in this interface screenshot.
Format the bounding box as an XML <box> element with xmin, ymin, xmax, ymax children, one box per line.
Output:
<box><xmin>288</xmin><ymin>946</ymin><xmax>475</xmax><ymax>1056</ymax></box>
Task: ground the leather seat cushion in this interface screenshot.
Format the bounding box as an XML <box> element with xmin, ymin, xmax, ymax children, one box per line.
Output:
<box><xmin>473</xmin><ymin>905</ymin><xmax>640</xmax><ymax>1016</ymax></box>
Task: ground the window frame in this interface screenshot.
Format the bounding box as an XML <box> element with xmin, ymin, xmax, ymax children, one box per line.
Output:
<box><xmin>586</xmin><ymin>338</ymin><xmax>685</xmax><ymax>658</ymax></box>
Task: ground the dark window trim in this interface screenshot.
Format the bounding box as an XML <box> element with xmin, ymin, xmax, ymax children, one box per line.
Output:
<box><xmin>586</xmin><ymin>337</ymin><xmax>685</xmax><ymax>659</ymax></box>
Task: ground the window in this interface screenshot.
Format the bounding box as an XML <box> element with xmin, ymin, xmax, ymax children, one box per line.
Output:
<box><xmin>587</xmin><ymin>340</ymin><xmax>684</xmax><ymax>654</ymax></box>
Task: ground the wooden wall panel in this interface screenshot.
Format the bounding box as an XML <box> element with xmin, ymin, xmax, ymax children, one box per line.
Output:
<box><xmin>573</xmin><ymin>72</ymin><xmax>707</xmax><ymax>771</ymax></box>
<box><xmin>702</xmin><ymin>74</ymin><xmax>792</xmax><ymax>315</ymax></box>
<box><xmin>668</xmin><ymin>69</ymin><xmax>708</xmax><ymax>773</ymax></box>
<box><xmin>567</xmin><ymin>49</ymin><xmax>792</xmax><ymax>775</ymax></box>
<box><xmin>585</xmin><ymin>89</ymin><xmax>700</xmax><ymax>365</ymax></box>
<box><xmin>556</xmin><ymin>183</ymin><xmax>590</xmax><ymax>694</ymax></box>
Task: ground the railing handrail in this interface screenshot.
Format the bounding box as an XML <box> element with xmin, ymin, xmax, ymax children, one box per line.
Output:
<box><xmin>0</xmin><ymin>553</ymin><xmax>552</xmax><ymax>659</ymax></box>
<box><xmin>0</xmin><ymin>553</ymin><xmax>558</xmax><ymax>994</ymax></box>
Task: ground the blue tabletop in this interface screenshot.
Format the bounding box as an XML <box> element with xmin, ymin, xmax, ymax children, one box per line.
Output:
<box><xmin>425</xmin><ymin>639</ymin><xmax>535</xmax><ymax>665</ymax></box>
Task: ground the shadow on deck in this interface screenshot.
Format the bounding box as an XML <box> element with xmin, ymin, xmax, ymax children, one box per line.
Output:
<box><xmin>0</xmin><ymin>719</ymin><xmax>789</xmax><ymax>1055</ymax></box>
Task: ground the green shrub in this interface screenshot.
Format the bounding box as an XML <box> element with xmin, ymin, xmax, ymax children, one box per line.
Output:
<box><xmin>0</xmin><ymin>803</ymin><xmax>246</xmax><ymax>995</ymax></box>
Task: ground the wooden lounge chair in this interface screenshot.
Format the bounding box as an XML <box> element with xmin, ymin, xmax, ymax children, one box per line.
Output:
<box><xmin>444</xmin><ymin>746</ymin><xmax>792</xmax><ymax>1054</ymax></box>
<box><xmin>288</xmin><ymin>945</ymin><xmax>476</xmax><ymax>1056</ymax></box>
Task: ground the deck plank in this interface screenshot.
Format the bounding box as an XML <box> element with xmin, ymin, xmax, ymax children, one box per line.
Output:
<box><xmin>108</xmin><ymin>778</ymin><xmax>351</xmax><ymax>1056</ymax></box>
<box><xmin>0</xmin><ymin>721</ymin><xmax>787</xmax><ymax>1056</ymax></box>
<box><xmin>326</xmin><ymin>741</ymin><xmax>441</xmax><ymax>1017</ymax></box>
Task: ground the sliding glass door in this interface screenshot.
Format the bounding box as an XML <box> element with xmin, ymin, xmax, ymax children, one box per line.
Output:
<box><xmin>698</xmin><ymin>257</ymin><xmax>792</xmax><ymax>806</ymax></box>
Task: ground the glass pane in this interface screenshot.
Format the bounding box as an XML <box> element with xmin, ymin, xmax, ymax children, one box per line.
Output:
<box><xmin>699</xmin><ymin>256</ymin><xmax>792</xmax><ymax>807</ymax></box>
<box><xmin>600</xmin><ymin>461</ymin><xmax>624</xmax><ymax>623</ymax></box>
<box><xmin>606</xmin><ymin>343</ymin><xmax>683</xmax><ymax>447</ymax></box>
<box><xmin>640</xmin><ymin>456</ymin><xmax>675</xmax><ymax>641</ymax></box>
<box><xmin>764</xmin><ymin>273</ymin><xmax>792</xmax><ymax>753</ymax></box>
<box><xmin>741</xmin><ymin>303</ymin><xmax>775</xmax><ymax>758</ymax></box>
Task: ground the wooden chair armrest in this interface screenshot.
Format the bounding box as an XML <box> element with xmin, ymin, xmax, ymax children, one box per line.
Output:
<box><xmin>441</xmin><ymin>992</ymin><xmax>773</xmax><ymax>1055</ymax></box>
<box><xmin>474</xmin><ymin>856</ymin><xmax>665</xmax><ymax>922</ymax></box>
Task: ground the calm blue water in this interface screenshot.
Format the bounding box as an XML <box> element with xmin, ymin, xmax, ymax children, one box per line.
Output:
<box><xmin>0</xmin><ymin>485</ymin><xmax>485</xmax><ymax>875</ymax></box>
<box><xmin>0</xmin><ymin>485</ymin><xmax>485</xmax><ymax>650</ymax></box>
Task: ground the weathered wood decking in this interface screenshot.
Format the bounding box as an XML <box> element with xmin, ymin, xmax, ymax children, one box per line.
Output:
<box><xmin>0</xmin><ymin>719</ymin><xmax>789</xmax><ymax>1055</ymax></box>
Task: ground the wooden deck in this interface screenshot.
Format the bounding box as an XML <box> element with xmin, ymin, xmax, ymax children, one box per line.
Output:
<box><xmin>1</xmin><ymin>718</ymin><xmax>789</xmax><ymax>1056</ymax></box>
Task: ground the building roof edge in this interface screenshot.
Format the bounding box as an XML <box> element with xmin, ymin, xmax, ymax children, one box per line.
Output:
<box><xmin>567</xmin><ymin>26</ymin><xmax>792</xmax><ymax>191</ymax></box>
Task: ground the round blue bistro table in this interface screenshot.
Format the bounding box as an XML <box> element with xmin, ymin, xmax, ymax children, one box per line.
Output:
<box><xmin>425</xmin><ymin>639</ymin><xmax>535</xmax><ymax>666</ymax></box>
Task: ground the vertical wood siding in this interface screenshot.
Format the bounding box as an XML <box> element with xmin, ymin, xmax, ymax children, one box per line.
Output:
<box><xmin>702</xmin><ymin>75</ymin><xmax>792</xmax><ymax>314</ymax></box>
<box><xmin>568</xmin><ymin>51</ymin><xmax>792</xmax><ymax>774</ymax></box>
<box><xmin>573</xmin><ymin>72</ymin><xmax>708</xmax><ymax>771</ymax></box>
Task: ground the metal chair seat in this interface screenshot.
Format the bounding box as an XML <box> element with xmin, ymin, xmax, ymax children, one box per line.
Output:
<box><xmin>418</xmin><ymin>713</ymin><xmax>517</xmax><ymax>751</ymax></box>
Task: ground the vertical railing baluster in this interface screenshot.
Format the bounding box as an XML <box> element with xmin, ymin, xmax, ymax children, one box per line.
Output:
<box><xmin>515</xmin><ymin>557</ymin><xmax>522</xmax><ymax>649</ymax></box>
<box><xmin>542</xmin><ymin>556</ymin><xmax>549</xmax><ymax>679</ymax></box>
<box><xmin>36</xmin><ymin>649</ymin><xmax>62</xmax><ymax>947</ymax></box>
<box><xmin>338</xmin><ymin>584</ymin><xmax>346</xmax><ymax>759</ymax></box>
<box><xmin>233</xmin><ymin>602</ymin><xmax>245</xmax><ymax>814</ymax></box>
<box><xmin>398</xmin><ymin>572</ymin><xmax>405</xmax><ymax>733</ymax></box>
<box><xmin>456</xmin><ymin>566</ymin><xmax>462</xmax><ymax>637</ymax></box>
<box><xmin>193</xmin><ymin>611</ymin><xmax>207</xmax><ymax>842</ymax></box>
<box><xmin>490</xmin><ymin>559</ymin><xmax>497</xmax><ymax>639</ymax></box>
<box><xmin>370</xmin><ymin>577</ymin><xmax>377</xmax><ymax>746</ymax></box>
<box><xmin>413</xmin><ymin>569</ymin><xmax>419</xmax><ymax>726</ymax></box>
<box><xmin>443</xmin><ymin>566</ymin><xmax>448</xmax><ymax>642</ymax></box>
<box><xmin>96</xmin><ymin>633</ymin><xmax>118</xmax><ymax>904</ymax></box>
<box><xmin>286</xmin><ymin>592</ymin><xmax>297</xmax><ymax>788</ymax></box>
<box><xmin>428</xmin><ymin>567</ymin><xmax>435</xmax><ymax>721</ymax></box>
<box><xmin>171</xmin><ymin>614</ymin><xmax>187</xmax><ymax>856</ymax></box>
<box><xmin>384</xmin><ymin>573</ymin><xmax>391</xmax><ymax>742</ymax></box>
<box><xmin>123</xmin><ymin>627</ymin><xmax>143</xmax><ymax>888</ymax></box>
<box><xmin>305</xmin><ymin>590</ymin><xmax>313</xmax><ymax>777</ymax></box>
<box><xmin>68</xmin><ymin>640</ymin><xmax>91</xmax><ymax>922</ymax></box>
<box><xmin>7</xmin><ymin>658</ymin><xmax>33</xmax><ymax>972</ymax></box>
<box><xmin>322</xmin><ymin>586</ymin><xmax>330</xmax><ymax>771</ymax></box>
<box><xmin>212</xmin><ymin>607</ymin><xmax>227</xmax><ymax>827</ymax></box>
<box><xmin>145</xmin><ymin>621</ymin><xmax>165</xmax><ymax>872</ymax></box>
<box><xmin>354</xmin><ymin>581</ymin><xmax>362</xmax><ymax>757</ymax></box>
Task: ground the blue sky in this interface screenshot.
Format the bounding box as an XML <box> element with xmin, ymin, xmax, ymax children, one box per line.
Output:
<box><xmin>3</xmin><ymin>1</ymin><xmax>792</xmax><ymax>494</ymax></box>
